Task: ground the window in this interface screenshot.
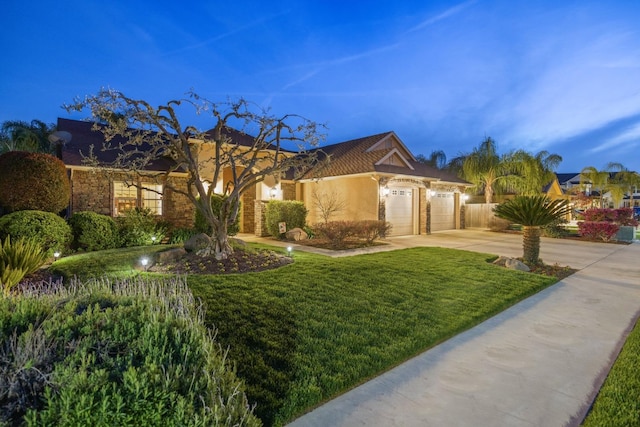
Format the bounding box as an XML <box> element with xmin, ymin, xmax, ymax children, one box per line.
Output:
<box><xmin>113</xmin><ymin>181</ymin><xmax>163</xmax><ymax>216</ymax></box>
<box><xmin>142</xmin><ymin>184</ymin><xmax>163</xmax><ymax>215</ymax></box>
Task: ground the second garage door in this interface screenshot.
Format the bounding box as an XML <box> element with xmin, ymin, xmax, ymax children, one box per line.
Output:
<box><xmin>430</xmin><ymin>192</ymin><xmax>455</xmax><ymax>231</ymax></box>
<box><xmin>386</xmin><ymin>187</ymin><xmax>414</xmax><ymax>236</ymax></box>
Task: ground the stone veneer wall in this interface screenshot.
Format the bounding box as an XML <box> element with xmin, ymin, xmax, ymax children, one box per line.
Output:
<box><xmin>419</xmin><ymin>188</ymin><xmax>427</xmax><ymax>234</ymax></box>
<box><xmin>242</xmin><ymin>187</ymin><xmax>256</xmax><ymax>233</ymax></box>
<box><xmin>254</xmin><ymin>200</ymin><xmax>270</xmax><ymax>237</ymax></box>
<box><xmin>69</xmin><ymin>169</ymin><xmax>194</xmax><ymax>228</ymax></box>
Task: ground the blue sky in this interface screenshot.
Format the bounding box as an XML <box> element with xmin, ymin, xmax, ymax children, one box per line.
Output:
<box><xmin>2</xmin><ymin>0</ymin><xmax>640</xmax><ymax>172</ymax></box>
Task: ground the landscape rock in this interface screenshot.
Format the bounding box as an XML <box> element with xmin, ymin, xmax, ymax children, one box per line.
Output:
<box><xmin>286</xmin><ymin>227</ymin><xmax>308</xmax><ymax>241</ymax></box>
<box><xmin>155</xmin><ymin>247</ymin><xmax>187</xmax><ymax>264</ymax></box>
<box><xmin>492</xmin><ymin>256</ymin><xmax>510</xmax><ymax>267</ymax></box>
<box><xmin>505</xmin><ymin>258</ymin><xmax>530</xmax><ymax>272</ymax></box>
<box><xmin>184</xmin><ymin>233</ymin><xmax>212</xmax><ymax>253</ymax></box>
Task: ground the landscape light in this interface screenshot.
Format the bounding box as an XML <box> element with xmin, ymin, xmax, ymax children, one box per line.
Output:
<box><xmin>287</xmin><ymin>246</ymin><xmax>293</xmax><ymax>256</ymax></box>
<box><xmin>151</xmin><ymin>236</ymin><xmax>157</xmax><ymax>244</ymax></box>
<box><xmin>141</xmin><ymin>257</ymin><xmax>149</xmax><ymax>271</ymax></box>
<box><xmin>53</xmin><ymin>251</ymin><xmax>60</xmax><ymax>260</ymax></box>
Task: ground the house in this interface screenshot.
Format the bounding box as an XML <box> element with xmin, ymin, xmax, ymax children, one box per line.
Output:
<box><xmin>295</xmin><ymin>132</ymin><xmax>470</xmax><ymax>235</ymax></box>
<box><xmin>56</xmin><ymin>118</ymin><xmax>470</xmax><ymax>236</ymax></box>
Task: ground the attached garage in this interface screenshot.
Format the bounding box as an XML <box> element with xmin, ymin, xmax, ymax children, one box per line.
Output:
<box><xmin>430</xmin><ymin>191</ymin><xmax>455</xmax><ymax>231</ymax></box>
<box><xmin>386</xmin><ymin>186</ymin><xmax>415</xmax><ymax>236</ymax></box>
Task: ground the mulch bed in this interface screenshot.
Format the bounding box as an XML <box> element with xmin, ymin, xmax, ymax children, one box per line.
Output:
<box><xmin>148</xmin><ymin>248</ymin><xmax>293</xmax><ymax>275</ymax></box>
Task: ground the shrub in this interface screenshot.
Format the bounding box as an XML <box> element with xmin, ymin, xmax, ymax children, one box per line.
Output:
<box><xmin>0</xmin><ymin>210</ymin><xmax>72</xmax><ymax>255</ymax></box>
<box><xmin>116</xmin><ymin>208</ymin><xmax>166</xmax><ymax>247</ymax></box>
<box><xmin>353</xmin><ymin>220</ymin><xmax>392</xmax><ymax>243</ymax></box>
<box><xmin>0</xmin><ymin>151</ymin><xmax>70</xmax><ymax>213</ymax></box>
<box><xmin>0</xmin><ymin>276</ymin><xmax>260</xmax><ymax>426</ymax></box>
<box><xmin>312</xmin><ymin>220</ymin><xmax>391</xmax><ymax>248</ymax></box>
<box><xmin>578</xmin><ymin>221</ymin><xmax>620</xmax><ymax>241</ymax></box>
<box><xmin>0</xmin><ymin>237</ymin><xmax>47</xmax><ymax>296</ymax></box>
<box><xmin>167</xmin><ymin>227</ymin><xmax>198</xmax><ymax>244</ymax></box>
<box><xmin>583</xmin><ymin>208</ymin><xmax>639</xmax><ymax>226</ymax></box>
<box><xmin>265</xmin><ymin>200</ymin><xmax>307</xmax><ymax>238</ymax></box>
<box><xmin>542</xmin><ymin>217</ymin><xmax>569</xmax><ymax>238</ymax></box>
<box><xmin>68</xmin><ymin>211</ymin><xmax>119</xmax><ymax>251</ymax></box>
<box><xmin>194</xmin><ymin>195</ymin><xmax>240</xmax><ymax>236</ymax></box>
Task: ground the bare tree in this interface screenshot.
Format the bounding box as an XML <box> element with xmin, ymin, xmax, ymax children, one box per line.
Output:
<box><xmin>66</xmin><ymin>88</ymin><xmax>325</xmax><ymax>259</ymax></box>
<box><xmin>312</xmin><ymin>187</ymin><xmax>346</xmax><ymax>223</ymax></box>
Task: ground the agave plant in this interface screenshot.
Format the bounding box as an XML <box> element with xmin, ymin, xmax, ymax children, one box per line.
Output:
<box><xmin>493</xmin><ymin>196</ymin><xmax>572</xmax><ymax>265</ymax></box>
<box><xmin>0</xmin><ymin>236</ymin><xmax>47</xmax><ymax>296</ymax></box>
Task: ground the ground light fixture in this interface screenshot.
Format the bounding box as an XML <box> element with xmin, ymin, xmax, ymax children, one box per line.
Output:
<box><xmin>53</xmin><ymin>251</ymin><xmax>60</xmax><ymax>261</ymax></box>
<box><xmin>151</xmin><ymin>236</ymin><xmax>157</xmax><ymax>244</ymax></box>
<box><xmin>287</xmin><ymin>246</ymin><xmax>293</xmax><ymax>257</ymax></box>
<box><xmin>140</xmin><ymin>257</ymin><xmax>149</xmax><ymax>271</ymax></box>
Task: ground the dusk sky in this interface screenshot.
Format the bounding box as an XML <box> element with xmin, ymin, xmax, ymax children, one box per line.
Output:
<box><xmin>3</xmin><ymin>1</ymin><xmax>640</xmax><ymax>173</ymax></box>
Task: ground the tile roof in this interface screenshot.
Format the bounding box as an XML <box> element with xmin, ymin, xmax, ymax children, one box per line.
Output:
<box><xmin>300</xmin><ymin>132</ymin><xmax>468</xmax><ymax>184</ymax></box>
<box><xmin>57</xmin><ymin>118</ymin><xmax>180</xmax><ymax>171</ymax></box>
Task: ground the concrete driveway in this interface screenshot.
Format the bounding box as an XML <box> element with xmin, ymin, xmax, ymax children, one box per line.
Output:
<box><xmin>284</xmin><ymin>230</ymin><xmax>640</xmax><ymax>426</ymax></box>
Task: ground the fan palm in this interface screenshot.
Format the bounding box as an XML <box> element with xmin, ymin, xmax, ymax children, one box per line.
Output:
<box><xmin>493</xmin><ymin>195</ymin><xmax>572</xmax><ymax>265</ymax></box>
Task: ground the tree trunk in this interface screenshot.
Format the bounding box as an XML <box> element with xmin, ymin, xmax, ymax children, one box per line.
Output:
<box><xmin>522</xmin><ymin>226</ymin><xmax>541</xmax><ymax>265</ymax></box>
<box><xmin>211</xmin><ymin>226</ymin><xmax>233</xmax><ymax>260</ymax></box>
<box><xmin>485</xmin><ymin>184</ymin><xmax>494</xmax><ymax>204</ymax></box>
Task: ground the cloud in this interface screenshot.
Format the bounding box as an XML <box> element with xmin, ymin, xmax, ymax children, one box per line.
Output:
<box><xmin>588</xmin><ymin>122</ymin><xmax>640</xmax><ymax>153</ymax></box>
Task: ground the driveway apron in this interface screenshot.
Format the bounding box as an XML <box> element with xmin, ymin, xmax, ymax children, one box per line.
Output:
<box><xmin>286</xmin><ymin>231</ymin><xmax>640</xmax><ymax>426</ymax></box>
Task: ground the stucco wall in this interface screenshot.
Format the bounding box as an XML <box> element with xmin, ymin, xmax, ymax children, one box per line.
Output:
<box><xmin>302</xmin><ymin>176</ymin><xmax>379</xmax><ymax>224</ymax></box>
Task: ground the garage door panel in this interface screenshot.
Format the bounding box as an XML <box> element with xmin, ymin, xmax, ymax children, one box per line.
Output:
<box><xmin>386</xmin><ymin>187</ymin><xmax>413</xmax><ymax>236</ymax></box>
<box><xmin>431</xmin><ymin>192</ymin><xmax>454</xmax><ymax>231</ymax></box>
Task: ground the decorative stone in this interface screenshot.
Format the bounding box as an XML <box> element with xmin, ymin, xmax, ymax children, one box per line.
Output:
<box><xmin>492</xmin><ymin>256</ymin><xmax>510</xmax><ymax>267</ymax></box>
<box><xmin>184</xmin><ymin>233</ymin><xmax>212</xmax><ymax>253</ymax></box>
<box><xmin>154</xmin><ymin>247</ymin><xmax>186</xmax><ymax>264</ymax></box>
<box><xmin>505</xmin><ymin>258</ymin><xmax>530</xmax><ymax>272</ymax></box>
<box><xmin>285</xmin><ymin>227</ymin><xmax>308</xmax><ymax>241</ymax></box>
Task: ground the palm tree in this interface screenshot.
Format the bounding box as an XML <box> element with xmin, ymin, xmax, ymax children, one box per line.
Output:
<box><xmin>580</xmin><ymin>166</ymin><xmax>610</xmax><ymax>208</ymax></box>
<box><xmin>510</xmin><ymin>150</ymin><xmax>563</xmax><ymax>196</ymax></box>
<box><xmin>461</xmin><ymin>137</ymin><xmax>514</xmax><ymax>203</ymax></box>
<box><xmin>416</xmin><ymin>150</ymin><xmax>447</xmax><ymax>169</ymax></box>
<box><xmin>0</xmin><ymin>120</ymin><xmax>55</xmax><ymax>154</ymax></box>
<box><xmin>607</xmin><ymin>163</ymin><xmax>640</xmax><ymax>208</ymax></box>
<box><xmin>493</xmin><ymin>195</ymin><xmax>572</xmax><ymax>265</ymax></box>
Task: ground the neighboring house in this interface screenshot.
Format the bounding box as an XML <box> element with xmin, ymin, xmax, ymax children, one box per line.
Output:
<box><xmin>543</xmin><ymin>176</ymin><xmax>566</xmax><ymax>201</ymax></box>
<box><xmin>56</xmin><ymin>118</ymin><xmax>470</xmax><ymax>236</ymax></box>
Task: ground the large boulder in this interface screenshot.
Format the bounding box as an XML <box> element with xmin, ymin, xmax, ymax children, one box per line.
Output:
<box><xmin>184</xmin><ymin>233</ymin><xmax>212</xmax><ymax>253</ymax></box>
<box><xmin>285</xmin><ymin>227</ymin><xmax>308</xmax><ymax>241</ymax></box>
<box><xmin>155</xmin><ymin>247</ymin><xmax>187</xmax><ymax>264</ymax></box>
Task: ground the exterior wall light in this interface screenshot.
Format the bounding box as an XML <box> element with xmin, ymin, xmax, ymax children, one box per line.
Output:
<box><xmin>270</xmin><ymin>187</ymin><xmax>278</xmax><ymax>198</ymax></box>
<box><xmin>382</xmin><ymin>186</ymin><xmax>390</xmax><ymax>197</ymax></box>
<box><xmin>462</xmin><ymin>194</ymin><xmax>469</xmax><ymax>201</ymax></box>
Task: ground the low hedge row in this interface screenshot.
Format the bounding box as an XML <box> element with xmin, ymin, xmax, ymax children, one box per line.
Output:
<box><xmin>312</xmin><ymin>220</ymin><xmax>391</xmax><ymax>249</ymax></box>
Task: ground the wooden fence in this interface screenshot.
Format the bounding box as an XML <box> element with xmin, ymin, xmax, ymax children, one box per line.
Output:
<box><xmin>464</xmin><ymin>203</ymin><xmax>500</xmax><ymax>229</ymax></box>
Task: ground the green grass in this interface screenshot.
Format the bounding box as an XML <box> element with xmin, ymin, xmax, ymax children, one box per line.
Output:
<box><xmin>582</xmin><ymin>316</ymin><xmax>640</xmax><ymax>426</ymax></box>
<box><xmin>52</xmin><ymin>244</ymin><xmax>557</xmax><ymax>426</ymax></box>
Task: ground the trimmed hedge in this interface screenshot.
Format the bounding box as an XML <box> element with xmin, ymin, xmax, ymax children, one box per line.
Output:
<box><xmin>0</xmin><ymin>151</ymin><xmax>70</xmax><ymax>213</ymax></box>
<box><xmin>0</xmin><ymin>210</ymin><xmax>72</xmax><ymax>255</ymax></box>
<box><xmin>0</xmin><ymin>277</ymin><xmax>260</xmax><ymax>426</ymax></box>
<box><xmin>265</xmin><ymin>200</ymin><xmax>307</xmax><ymax>238</ymax></box>
<box><xmin>68</xmin><ymin>211</ymin><xmax>119</xmax><ymax>251</ymax></box>
<box><xmin>313</xmin><ymin>220</ymin><xmax>391</xmax><ymax>249</ymax></box>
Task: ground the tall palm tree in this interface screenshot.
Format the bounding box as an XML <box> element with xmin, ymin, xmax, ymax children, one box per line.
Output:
<box><xmin>607</xmin><ymin>163</ymin><xmax>640</xmax><ymax>208</ymax></box>
<box><xmin>0</xmin><ymin>120</ymin><xmax>55</xmax><ymax>154</ymax></box>
<box><xmin>416</xmin><ymin>150</ymin><xmax>447</xmax><ymax>169</ymax></box>
<box><xmin>494</xmin><ymin>195</ymin><xmax>572</xmax><ymax>265</ymax></box>
<box><xmin>510</xmin><ymin>150</ymin><xmax>563</xmax><ymax>196</ymax></box>
<box><xmin>461</xmin><ymin>137</ymin><xmax>514</xmax><ymax>203</ymax></box>
<box><xmin>580</xmin><ymin>166</ymin><xmax>610</xmax><ymax>208</ymax></box>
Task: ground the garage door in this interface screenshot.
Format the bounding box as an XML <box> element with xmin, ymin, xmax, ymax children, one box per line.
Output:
<box><xmin>431</xmin><ymin>192</ymin><xmax>455</xmax><ymax>231</ymax></box>
<box><xmin>386</xmin><ymin>187</ymin><xmax>414</xmax><ymax>236</ymax></box>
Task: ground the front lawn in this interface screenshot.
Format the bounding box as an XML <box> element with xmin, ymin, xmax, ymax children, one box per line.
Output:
<box><xmin>51</xmin><ymin>244</ymin><xmax>557</xmax><ymax>426</ymax></box>
<box><xmin>582</xmin><ymin>315</ymin><xmax>640</xmax><ymax>426</ymax></box>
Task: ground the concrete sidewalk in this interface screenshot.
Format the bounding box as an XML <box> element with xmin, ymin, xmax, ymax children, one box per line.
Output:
<box><xmin>281</xmin><ymin>231</ymin><xmax>640</xmax><ymax>426</ymax></box>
